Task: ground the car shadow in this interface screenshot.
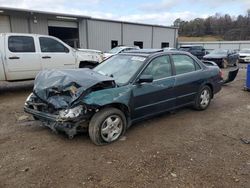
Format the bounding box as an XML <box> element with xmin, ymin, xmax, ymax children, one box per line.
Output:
<box><xmin>0</xmin><ymin>81</ymin><xmax>33</xmax><ymax>95</ymax></box>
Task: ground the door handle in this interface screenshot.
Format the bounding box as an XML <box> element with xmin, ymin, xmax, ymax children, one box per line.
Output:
<box><xmin>42</xmin><ymin>56</ymin><xmax>51</xmax><ymax>59</ymax></box>
<box><xmin>9</xmin><ymin>56</ymin><xmax>20</xmax><ymax>60</ymax></box>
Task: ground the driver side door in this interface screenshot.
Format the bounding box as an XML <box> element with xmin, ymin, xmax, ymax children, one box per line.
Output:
<box><xmin>132</xmin><ymin>55</ymin><xmax>176</xmax><ymax>120</ymax></box>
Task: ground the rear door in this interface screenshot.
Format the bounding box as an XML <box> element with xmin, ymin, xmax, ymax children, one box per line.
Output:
<box><xmin>132</xmin><ymin>55</ymin><xmax>176</xmax><ymax>119</ymax></box>
<box><xmin>171</xmin><ymin>54</ymin><xmax>203</xmax><ymax>106</ymax></box>
<box><xmin>5</xmin><ymin>35</ymin><xmax>41</xmax><ymax>80</ymax></box>
<box><xmin>38</xmin><ymin>37</ymin><xmax>76</xmax><ymax>70</ymax></box>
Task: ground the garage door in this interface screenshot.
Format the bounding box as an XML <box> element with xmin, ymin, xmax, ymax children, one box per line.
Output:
<box><xmin>0</xmin><ymin>15</ymin><xmax>11</xmax><ymax>33</ymax></box>
<box><xmin>48</xmin><ymin>20</ymin><xmax>78</xmax><ymax>28</ymax></box>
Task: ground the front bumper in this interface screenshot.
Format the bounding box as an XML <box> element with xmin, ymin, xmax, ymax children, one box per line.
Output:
<box><xmin>239</xmin><ymin>58</ymin><xmax>250</xmax><ymax>63</ymax></box>
<box><xmin>24</xmin><ymin>106</ymin><xmax>60</xmax><ymax>122</ymax></box>
<box><xmin>24</xmin><ymin>106</ymin><xmax>88</xmax><ymax>138</ymax></box>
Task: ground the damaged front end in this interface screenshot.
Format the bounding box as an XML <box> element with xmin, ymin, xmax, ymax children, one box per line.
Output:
<box><xmin>24</xmin><ymin>68</ymin><xmax>116</xmax><ymax>138</ymax></box>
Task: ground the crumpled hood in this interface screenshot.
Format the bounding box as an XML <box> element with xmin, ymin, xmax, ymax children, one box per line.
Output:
<box><xmin>33</xmin><ymin>68</ymin><xmax>115</xmax><ymax>109</ymax></box>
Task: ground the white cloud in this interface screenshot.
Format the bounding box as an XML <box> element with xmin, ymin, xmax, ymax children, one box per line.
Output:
<box><xmin>0</xmin><ymin>0</ymin><xmax>249</xmax><ymax>25</ymax></box>
<box><xmin>140</xmin><ymin>0</ymin><xmax>180</xmax><ymax>12</ymax></box>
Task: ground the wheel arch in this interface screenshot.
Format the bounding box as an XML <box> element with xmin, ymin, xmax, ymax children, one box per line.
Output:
<box><xmin>98</xmin><ymin>103</ymin><xmax>131</xmax><ymax>127</ymax></box>
<box><xmin>204</xmin><ymin>82</ymin><xmax>214</xmax><ymax>98</ymax></box>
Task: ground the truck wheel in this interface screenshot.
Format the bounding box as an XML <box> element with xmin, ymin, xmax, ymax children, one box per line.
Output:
<box><xmin>88</xmin><ymin>107</ymin><xmax>126</xmax><ymax>145</ymax></box>
<box><xmin>193</xmin><ymin>85</ymin><xmax>212</xmax><ymax>110</ymax></box>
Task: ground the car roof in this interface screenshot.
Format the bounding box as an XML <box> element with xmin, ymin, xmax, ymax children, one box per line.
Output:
<box><xmin>125</xmin><ymin>49</ymin><xmax>163</xmax><ymax>54</ymax></box>
<box><xmin>121</xmin><ymin>49</ymin><xmax>190</xmax><ymax>57</ymax></box>
<box><xmin>180</xmin><ymin>45</ymin><xmax>203</xmax><ymax>47</ymax></box>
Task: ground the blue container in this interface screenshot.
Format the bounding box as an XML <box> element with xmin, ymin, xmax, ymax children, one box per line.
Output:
<box><xmin>247</xmin><ymin>64</ymin><xmax>250</xmax><ymax>89</ymax></box>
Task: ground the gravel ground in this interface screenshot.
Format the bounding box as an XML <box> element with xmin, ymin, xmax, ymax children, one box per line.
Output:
<box><xmin>0</xmin><ymin>65</ymin><xmax>250</xmax><ymax>188</ymax></box>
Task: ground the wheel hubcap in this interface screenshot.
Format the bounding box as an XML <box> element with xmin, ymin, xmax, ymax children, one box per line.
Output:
<box><xmin>200</xmin><ymin>89</ymin><xmax>210</xmax><ymax>108</ymax></box>
<box><xmin>101</xmin><ymin>115</ymin><xmax>123</xmax><ymax>142</ymax></box>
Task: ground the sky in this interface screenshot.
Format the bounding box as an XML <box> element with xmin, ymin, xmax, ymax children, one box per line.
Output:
<box><xmin>0</xmin><ymin>0</ymin><xmax>249</xmax><ymax>26</ymax></box>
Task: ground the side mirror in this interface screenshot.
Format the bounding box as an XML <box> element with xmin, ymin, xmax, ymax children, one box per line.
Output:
<box><xmin>137</xmin><ymin>75</ymin><xmax>153</xmax><ymax>84</ymax></box>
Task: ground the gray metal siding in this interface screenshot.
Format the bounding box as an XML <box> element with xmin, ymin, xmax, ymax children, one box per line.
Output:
<box><xmin>123</xmin><ymin>24</ymin><xmax>152</xmax><ymax>48</ymax></box>
<box><xmin>10</xmin><ymin>16</ymin><xmax>29</xmax><ymax>33</ymax></box>
<box><xmin>30</xmin><ymin>17</ymin><xmax>48</xmax><ymax>35</ymax></box>
<box><xmin>0</xmin><ymin>15</ymin><xmax>11</xmax><ymax>33</ymax></box>
<box><xmin>78</xmin><ymin>19</ymin><xmax>88</xmax><ymax>49</ymax></box>
<box><xmin>87</xmin><ymin>20</ymin><xmax>122</xmax><ymax>51</ymax></box>
<box><xmin>153</xmin><ymin>27</ymin><xmax>176</xmax><ymax>48</ymax></box>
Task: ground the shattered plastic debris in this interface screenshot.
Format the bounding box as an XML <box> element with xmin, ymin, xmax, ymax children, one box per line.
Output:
<box><xmin>17</xmin><ymin>115</ymin><xmax>29</xmax><ymax>121</ymax></box>
<box><xmin>240</xmin><ymin>138</ymin><xmax>250</xmax><ymax>144</ymax></box>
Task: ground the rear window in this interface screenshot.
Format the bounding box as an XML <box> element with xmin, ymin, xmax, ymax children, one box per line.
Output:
<box><xmin>8</xmin><ymin>36</ymin><xmax>35</xmax><ymax>53</ymax></box>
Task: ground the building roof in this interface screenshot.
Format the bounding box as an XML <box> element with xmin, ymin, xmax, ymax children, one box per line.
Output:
<box><xmin>0</xmin><ymin>6</ymin><xmax>178</xmax><ymax>30</ymax></box>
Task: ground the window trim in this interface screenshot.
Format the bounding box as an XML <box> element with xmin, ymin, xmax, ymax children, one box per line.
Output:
<box><xmin>161</xmin><ymin>42</ymin><xmax>170</xmax><ymax>48</ymax></box>
<box><xmin>39</xmin><ymin>37</ymin><xmax>70</xmax><ymax>53</ymax></box>
<box><xmin>8</xmin><ymin>36</ymin><xmax>36</xmax><ymax>53</ymax></box>
<box><xmin>111</xmin><ymin>40</ymin><xmax>118</xmax><ymax>49</ymax></box>
<box><xmin>134</xmin><ymin>41</ymin><xmax>143</xmax><ymax>49</ymax></box>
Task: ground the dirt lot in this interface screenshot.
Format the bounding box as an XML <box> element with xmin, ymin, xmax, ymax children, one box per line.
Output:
<box><xmin>0</xmin><ymin>65</ymin><xmax>250</xmax><ymax>188</ymax></box>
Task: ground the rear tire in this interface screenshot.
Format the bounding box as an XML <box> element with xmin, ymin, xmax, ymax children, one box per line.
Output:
<box><xmin>88</xmin><ymin>107</ymin><xmax>126</xmax><ymax>145</ymax></box>
<box><xmin>193</xmin><ymin>85</ymin><xmax>212</xmax><ymax>111</ymax></box>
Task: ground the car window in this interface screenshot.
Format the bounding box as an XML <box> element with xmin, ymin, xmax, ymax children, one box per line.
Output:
<box><xmin>39</xmin><ymin>37</ymin><xmax>69</xmax><ymax>53</ymax></box>
<box><xmin>172</xmin><ymin>54</ymin><xmax>197</xmax><ymax>75</ymax></box>
<box><xmin>8</xmin><ymin>36</ymin><xmax>35</xmax><ymax>53</ymax></box>
<box><xmin>142</xmin><ymin>55</ymin><xmax>172</xmax><ymax>80</ymax></box>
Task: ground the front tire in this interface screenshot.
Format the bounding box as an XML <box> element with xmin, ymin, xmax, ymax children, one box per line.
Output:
<box><xmin>193</xmin><ymin>86</ymin><xmax>212</xmax><ymax>110</ymax></box>
<box><xmin>88</xmin><ymin>108</ymin><xmax>126</xmax><ymax>145</ymax></box>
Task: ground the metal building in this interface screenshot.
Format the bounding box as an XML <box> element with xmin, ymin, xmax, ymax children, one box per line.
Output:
<box><xmin>0</xmin><ymin>7</ymin><xmax>178</xmax><ymax>51</ymax></box>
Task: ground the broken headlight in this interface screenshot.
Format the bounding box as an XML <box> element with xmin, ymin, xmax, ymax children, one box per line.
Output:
<box><xmin>59</xmin><ymin>106</ymin><xmax>83</xmax><ymax>119</ymax></box>
<box><xmin>25</xmin><ymin>93</ymin><xmax>34</xmax><ymax>105</ymax></box>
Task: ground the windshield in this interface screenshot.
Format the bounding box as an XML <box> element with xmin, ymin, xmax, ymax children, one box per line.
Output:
<box><xmin>108</xmin><ymin>47</ymin><xmax>124</xmax><ymax>54</ymax></box>
<box><xmin>239</xmin><ymin>49</ymin><xmax>250</xmax><ymax>53</ymax></box>
<box><xmin>210</xmin><ymin>49</ymin><xmax>228</xmax><ymax>55</ymax></box>
<box><xmin>94</xmin><ymin>55</ymin><xmax>146</xmax><ymax>85</ymax></box>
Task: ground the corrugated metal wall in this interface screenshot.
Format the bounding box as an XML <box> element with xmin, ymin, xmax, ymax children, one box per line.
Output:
<box><xmin>4</xmin><ymin>11</ymin><xmax>177</xmax><ymax>51</ymax></box>
<box><xmin>153</xmin><ymin>27</ymin><xmax>176</xmax><ymax>48</ymax></box>
<box><xmin>123</xmin><ymin>24</ymin><xmax>152</xmax><ymax>48</ymax></box>
<box><xmin>79</xmin><ymin>19</ymin><xmax>88</xmax><ymax>49</ymax></box>
<box><xmin>30</xmin><ymin>16</ymin><xmax>48</xmax><ymax>35</ymax></box>
<box><xmin>87</xmin><ymin>20</ymin><xmax>122</xmax><ymax>51</ymax></box>
<box><xmin>0</xmin><ymin>15</ymin><xmax>11</xmax><ymax>33</ymax></box>
<box><xmin>10</xmin><ymin>16</ymin><xmax>29</xmax><ymax>33</ymax></box>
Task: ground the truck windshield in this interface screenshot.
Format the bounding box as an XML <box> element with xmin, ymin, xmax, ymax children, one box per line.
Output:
<box><xmin>94</xmin><ymin>55</ymin><xmax>146</xmax><ymax>85</ymax></box>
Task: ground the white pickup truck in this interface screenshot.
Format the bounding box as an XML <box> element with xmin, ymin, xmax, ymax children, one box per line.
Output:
<box><xmin>0</xmin><ymin>33</ymin><xmax>103</xmax><ymax>81</ymax></box>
